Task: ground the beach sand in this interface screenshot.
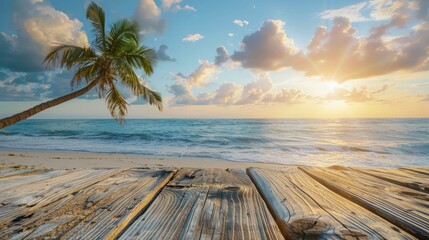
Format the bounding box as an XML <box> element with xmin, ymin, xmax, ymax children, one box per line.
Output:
<box><xmin>0</xmin><ymin>149</ymin><xmax>285</xmax><ymax>169</ymax></box>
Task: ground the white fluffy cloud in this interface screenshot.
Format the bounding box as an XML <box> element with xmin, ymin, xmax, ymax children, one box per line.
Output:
<box><xmin>263</xmin><ymin>89</ymin><xmax>307</xmax><ymax>103</ymax></box>
<box><xmin>233</xmin><ymin>20</ymin><xmax>249</xmax><ymax>27</ymax></box>
<box><xmin>182</xmin><ymin>33</ymin><xmax>204</xmax><ymax>42</ymax></box>
<box><xmin>322</xmin><ymin>0</ymin><xmax>429</xmax><ymax>22</ymax></box>
<box><xmin>162</xmin><ymin>0</ymin><xmax>182</xmax><ymax>9</ymax></box>
<box><xmin>324</xmin><ymin>84</ymin><xmax>393</xmax><ymax>102</ymax></box>
<box><xmin>231</xmin><ymin>20</ymin><xmax>300</xmax><ymax>71</ymax></box>
<box><xmin>134</xmin><ymin>0</ymin><xmax>167</xmax><ymax>34</ymax></box>
<box><xmin>232</xmin><ymin>10</ymin><xmax>429</xmax><ymax>82</ymax></box>
<box><xmin>162</xmin><ymin>0</ymin><xmax>196</xmax><ymax>12</ymax></box>
<box><xmin>179</xmin><ymin>5</ymin><xmax>196</xmax><ymax>12</ymax></box>
<box><xmin>321</xmin><ymin>2</ymin><xmax>369</xmax><ymax>22</ymax></box>
<box><xmin>0</xmin><ymin>0</ymin><xmax>88</xmax><ymax>72</ymax></box>
<box><xmin>187</xmin><ymin>60</ymin><xmax>217</xmax><ymax>87</ymax></box>
<box><xmin>169</xmin><ymin>73</ymin><xmax>308</xmax><ymax>106</ymax></box>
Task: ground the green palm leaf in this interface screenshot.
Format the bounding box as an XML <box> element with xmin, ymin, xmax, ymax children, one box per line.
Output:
<box><xmin>86</xmin><ymin>2</ymin><xmax>106</xmax><ymax>51</ymax></box>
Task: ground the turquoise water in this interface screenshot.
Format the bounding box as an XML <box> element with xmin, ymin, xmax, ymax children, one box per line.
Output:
<box><xmin>0</xmin><ymin>119</ymin><xmax>428</xmax><ymax>167</ymax></box>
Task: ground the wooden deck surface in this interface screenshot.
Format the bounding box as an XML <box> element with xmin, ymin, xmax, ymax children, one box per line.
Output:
<box><xmin>0</xmin><ymin>165</ymin><xmax>428</xmax><ymax>239</ymax></box>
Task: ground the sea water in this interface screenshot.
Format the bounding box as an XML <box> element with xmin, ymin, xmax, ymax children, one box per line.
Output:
<box><xmin>1</xmin><ymin>119</ymin><xmax>428</xmax><ymax>167</ymax></box>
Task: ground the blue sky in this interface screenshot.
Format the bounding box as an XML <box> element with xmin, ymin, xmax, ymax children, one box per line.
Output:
<box><xmin>0</xmin><ymin>0</ymin><xmax>428</xmax><ymax>119</ymax></box>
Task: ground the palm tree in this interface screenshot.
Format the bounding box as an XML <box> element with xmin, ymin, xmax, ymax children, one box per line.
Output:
<box><xmin>0</xmin><ymin>2</ymin><xmax>162</xmax><ymax>129</ymax></box>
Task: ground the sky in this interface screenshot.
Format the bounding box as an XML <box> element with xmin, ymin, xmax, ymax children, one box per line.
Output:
<box><xmin>0</xmin><ymin>0</ymin><xmax>428</xmax><ymax>119</ymax></box>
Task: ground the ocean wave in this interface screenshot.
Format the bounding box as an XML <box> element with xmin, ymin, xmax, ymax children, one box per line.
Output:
<box><xmin>0</xmin><ymin>119</ymin><xmax>428</xmax><ymax>167</ymax></box>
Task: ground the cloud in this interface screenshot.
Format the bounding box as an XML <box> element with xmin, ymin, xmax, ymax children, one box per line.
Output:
<box><xmin>167</xmin><ymin>80</ymin><xmax>213</xmax><ymax>105</ymax></box>
<box><xmin>232</xmin><ymin>14</ymin><xmax>429</xmax><ymax>82</ymax></box>
<box><xmin>0</xmin><ymin>70</ymin><xmax>98</xmax><ymax>101</ymax></box>
<box><xmin>324</xmin><ymin>84</ymin><xmax>393</xmax><ymax>102</ymax></box>
<box><xmin>231</xmin><ymin>20</ymin><xmax>301</xmax><ymax>71</ymax></box>
<box><xmin>369</xmin><ymin>0</ymin><xmax>406</xmax><ymax>21</ymax></box>
<box><xmin>182</xmin><ymin>5</ymin><xmax>197</xmax><ymax>11</ymax></box>
<box><xmin>323</xmin><ymin>0</ymin><xmax>429</xmax><ymax>23</ymax></box>
<box><xmin>212</xmin><ymin>83</ymin><xmax>242</xmax><ymax>105</ymax></box>
<box><xmin>168</xmin><ymin>73</ymin><xmax>308</xmax><ymax>106</ymax></box>
<box><xmin>416</xmin><ymin>0</ymin><xmax>429</xmax><ymax>19</ymax></box>
<box><xmin>233</xmin><ymin>20</ymin><xmax>249</xmax><ymax>27</ymax></box>
<box><xmin>155</xmin><ymin>44</ymin><xmax>176</xmax><ymax>62</ymax></box>
<box><xmin>214</xmin><ymin>46</ymin><xmax>229</xmax><ymax>66</ymax></box>
<box><xmin>187</xmin><ymin>60</ymin><xmax>217</xmax><ymax>87</ymax></box>
<box><xmin>162</xmin><ymin>0</ymin><xmax>196</xmax><ymax>12</ymax></box>
<box><xmin>371</xmin><ymin>84</ymin><xmax>394</xmax><ymax>94</ymax></box>
<box><xmin>135</xmin><ymin>0</ymin><xmax>167</xmax><ymax>34</ymax></box>
<box><xmin>237</xmin><ymin>78</ymin><xmax>273</xmax><ymax>104</ymax></box>
<box><xmin>321</xmin><ymin>2</ymin><xmax>369</xmax><ymax>22</ymax></box>
<box><xmin>182</xmin><ymin>33</ymin><xmax>204</xmax><ymax>42</ymax></box>
<box><xmin>162</xmin><ymin>0</ymin><xmax>182</xmax><ymax>9</ymax></box>
<box><xmin>0</xmin><ymin>0</ymin><xmax>88</xmax><ymax>72</ymax></box>
<box><xmin>263</xmin><ymin>89</ymin><xmax>307</xmax><ymax>103</ymax></box>
<box><xmin>228</xmin><ymin>33</ymin><xmax>234</xmax><ymax>37</ymax></box>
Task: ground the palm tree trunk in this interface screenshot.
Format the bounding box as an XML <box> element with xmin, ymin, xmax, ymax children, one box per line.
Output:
<box><xmin>0</xmin><ymin>80</ymin><xmax>99</xmax><ymax>129</ymax></box>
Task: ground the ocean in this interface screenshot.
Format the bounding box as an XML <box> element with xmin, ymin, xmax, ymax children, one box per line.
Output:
<box><xmin>0</xmin><ymin>119</ymin><xmax>428</xmax><ymax>167</ymax></box>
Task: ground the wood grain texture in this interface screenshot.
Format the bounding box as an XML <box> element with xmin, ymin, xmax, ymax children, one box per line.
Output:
<box><xmin>0</xmin><ymin>169</ymin><xmax>69</xmax><ymax>192</ymax></box>
<box><xmin>352</xmin><ymin>167</ymin><xmax>429</xmax><ymax>193</ymax></box>
<box><xmin>120</xmin><ymin>168</ymin><xmax>283</xmax><ymax>240</ymax></box>
<box><xmin>400</xmin><ymin>167</ymin><xmax>429</xmax><ymax>176</ymax></box>
<box><xmin>2</xmin><ymin>169</ymin><xmax>174</xmax><ymax>240</ymax></box>
<box><xmin>247</xmin><ymin>167</ymin><xmax>415</xmax><ymax>240</ymax></box>
<box><xmin>0</xmin><ymin>167</ymin><xmax>38</xmax><ymax>179</ymax></box>
<box><xmin>62</xmin><ymin>169</ymin><xmax>174</xmax><ymax>240</ymax></box>
<box><xmin>0</xmin><ymin>169</ymin><xmax>123</xmax><ymax>225</ymax></box>
<box><xmin>301</xmin><ymin>166</ymin><xmax>429</xmax><ymax>239</ymax></box>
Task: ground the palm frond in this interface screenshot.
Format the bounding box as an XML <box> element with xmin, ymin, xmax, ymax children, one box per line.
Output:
<box><xmin>138</xmin><ymin>85</ymin><xmax>163</xmax><ymax>111</ymax></box>
<box><xmin>86</xmin><ymin>2</ymin><xmax>106</xmax><ymax>51</ymax></box>
<box><xmin>44</xmin><ymin>45</ymin><xmax>96</xmax><ymax>70</ymax></box>
<box><xmin>115</xmin><ymin>60</ymin><xmax>163</xmax><ymax>110</ymax></box>
<box><xmin>105</xmin><ymin>82</ymin><xmax>128</xmax><ymax>124</ymax></box>
<box><xmin>120</xmin><ymin>46</ymin><xmax>157</xmax><ymax>75</ymax></box>
<box><xmin>71</xmin><ymin>62</ymin><xmax>99</xmax><ymax>88</ymax></box>
<box><xmin>106</xmin><ymin>19</ymin><xmax>140</xmax><ymax>56</ymax></box>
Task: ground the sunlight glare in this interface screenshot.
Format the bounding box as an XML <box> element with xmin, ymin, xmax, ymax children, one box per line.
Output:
<box><xmin>325</xmin><ymin>81</ymin><xmax>339</xmax><ymax>93</ymax></box>
<box><xmin>326</xmin><ymin>100</ymin><xmax>346</xmax><ymax>108</ymax></box>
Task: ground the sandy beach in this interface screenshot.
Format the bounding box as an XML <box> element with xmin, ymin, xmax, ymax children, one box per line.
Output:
<box><xmin>0</xmin><ymin>149</ymin><xmax>285</xmax><ymax>170</ymax></box>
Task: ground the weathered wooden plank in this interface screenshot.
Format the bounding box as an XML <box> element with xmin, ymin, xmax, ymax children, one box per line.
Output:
<box><xmin>353</xmin><ymin>167</ymin><xmax>429</xmax><ymax>193</ymax></box>
<box><xmin>0</xmin><ymin>168</ymin><xmax>123</xmax><ymax>224</ymax></box>
<box><xmin>247</xmin><ymin>167</ymin><xmax>415</xmax><ymax>240</ymax></box>
<box><xmin>0</xmin><ymin>169</ymin><xmax>69</xmax><ymax>192</ymax></box>
<box><xmin>1</xmin><ymin>194</ymin><xmax>75</xmax><ymax>239</ymax></box>
<box><xmin>1</xmin><ymin>169</ymin><xmax>174</xmax><ymax>239</ymax></box>
<box><xmin>301</xmin><ymin>166</ymin><xmax>429</xmax><ymax>239</ymax></box>
<box><xmin>400</xmin><ymin>167</ymin><xmax>429</xmax><ymax>176</ymax></box>
<box><xmin>119</xmin><ymin>168</ymin><xmax>283</xmax><ymax>240</ymax></box>
<box><xmin>168</xmin><ymin>168</ymin><xmax>252</xmax><ymax>187</ymax></box>
<box><xmin>60</xmin><ymin>169</ymin><xmax>175</xmax><ymax>240</ymax></box>
<box><xmin>0</xmin><ymin>167</ymin><xmax>38</xmax><ymax>179</ymax></box>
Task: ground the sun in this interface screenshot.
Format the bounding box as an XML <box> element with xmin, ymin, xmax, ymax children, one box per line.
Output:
<box><xmin>325</xmin><ymin>81</ymin><xmax>340</xmax><ymax>93</ymax></box>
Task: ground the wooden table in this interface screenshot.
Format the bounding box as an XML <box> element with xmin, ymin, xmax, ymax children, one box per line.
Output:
<box><xmin>0</xmin><ymin>165</ymin><xmax>427</xmax><ymax>239</ymax></box>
